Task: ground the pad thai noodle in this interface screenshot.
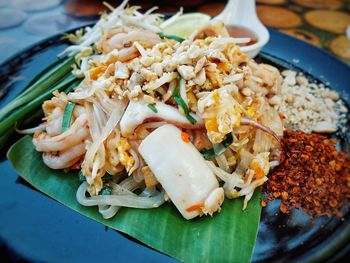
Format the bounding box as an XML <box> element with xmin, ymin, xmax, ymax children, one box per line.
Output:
<box><xmin>31</xmin><ymin>1</ymin><xmax>284</xmax><ymax>220</ymax></box>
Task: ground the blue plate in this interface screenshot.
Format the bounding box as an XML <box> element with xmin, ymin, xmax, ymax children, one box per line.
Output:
<box><xmin>0</xmin><ymin>29</ymin><xmax>349</xmax><ymax>262</ymax></box>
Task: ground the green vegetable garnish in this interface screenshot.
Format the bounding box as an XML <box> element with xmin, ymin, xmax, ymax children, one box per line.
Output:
<box><xmin>0</xmin><ymin>55</ymin><xmax>78</xmax><ymax>150</ymax></box>
<box><xmin>100</xmin><ymin>186</ymin><xmax>112</xmax><ymax>196</ymax></box>
<box><xmin>0</xmin><ymin>57</ymin><xmax>74</xmax><ymax>122</ymax></box>
<box><xmin>0</xmin><ymin>74</ymin><xmax>77</xmax><ymax>137</ymax></box>
<box><xmin>147</xmin><ymin>103</ymin><xmax>158</xmax><ymax>113</ymax></box>
<box><xmin>26</xmin><ymin>57</ymin><xmax>69</xmax><ymax>87</ymax></box>
<box><xmin>159</xmin><ymin>33</ymin><xmax>185</xmax><ymax>42</ymax></box>
<box><xmin>61</xmin><ymin>102</ymin><xmax>75</xmax><ymax>133</ymax></box>
<box><xmin>0</xmin><ymin>74</ymin><xmax>77</xmax><ymax>136</ymax></box>
<box><xmin>64</xmin><ymin>78</ymin><xmax>82</xmax><ymax>94</ymax></box>
<box><xmin>172</xmin><ymin>80</ymin><xmax>197</xmax><ymax>125</ymax></box>
<box><xmin>200</xmin><ymin>133</ymin><xmax>234</xmax><ymax>159</ymax></box>
<box><xmin>78</xmin><ymin>171</ymin><xmax>86</xmax><ymax>182</ymax></box>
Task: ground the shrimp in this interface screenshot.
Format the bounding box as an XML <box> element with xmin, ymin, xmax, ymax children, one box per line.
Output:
<box><xmin>45</xmin><ymin>107</ymin><xmax>64</xmax><ymax>136</ymax></box>
<box><xmin>42</xmin><ymin>92</ymin><xmax>67</xmax><ymax>114</ymax></box>
<box><xmin>33</xmin><ymin>114</ymin><xmax>89</xmax><ymax>152</ymax></box>
<box><xmin>117</xmin><ymin>46</ymin><xmax>140</xmax><ymax>62</ymax></box>
<box><xmin>247</xmin><ymin>61</ymin><xmax>282</xmax><ymax>95</ymax></box>
<box><xmin>97</xmin><ymin>26</ymin><xmax>162</xmax><ymax>55</ymax></box>
<box><xmin>45</xmin><ymin>104</ymin><xmax>86</xmax><ymax>137</ymax></box>
<box><xmin>42</xmin><ymin>143</ymin><xmax>86</xmax><ymax>169</ymax></box>
<box><xmin>190</xmin><ymin>20</ymin><xmax>229</xmax><ymax>40</ymax></box>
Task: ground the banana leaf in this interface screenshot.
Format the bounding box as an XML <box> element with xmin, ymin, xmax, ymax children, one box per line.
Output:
<box><xmin>7</xmin><ymin>135</ymin><xmax>262</xmax><ymax>263</ymax></box>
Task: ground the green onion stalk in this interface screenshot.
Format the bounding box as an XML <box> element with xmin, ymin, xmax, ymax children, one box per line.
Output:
<box><xmin>0</xmin><ymin>56</ymin><xmax>75</xmax><ymax>121</ymax></box>
<box><xmin>172</xmin><ymin>78</ymin><xmax>197</xmax><ymax>125</ymax></box>
<box><xmin>158</xmin><ymin>33</ymin><xmax>185</xmax><ymax>43</ymax></box>
<box><xmin>200</xmin><ymin>133</ymin><xmax>234</xmax><ymax>159</ymax></box>
<box><xmin>61</xmin><ymin>102</ymin><xmax>76</xmax><ymax>133</ymax></box>
<box><xmin>0</xmin><ymin>70</ymin><xmax>80</xmax><ymax>149</ymax></box>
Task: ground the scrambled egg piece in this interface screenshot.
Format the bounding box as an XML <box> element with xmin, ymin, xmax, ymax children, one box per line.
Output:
<box><xmin>117</xmin><ymin>137</ymin><xmax>134</xmax><ymax>173</ymax></box>
<box><xmin>198</xmin><ymin>88</ymin><xmax>242</xmax><ymax>143</ymax></box>
<box><xmin>89</xmin><ymin>65</ymin><xmax>107</xmax><ymax>80</ymax></box>
<box><xmin>250</xmin><ymin>152</ymin><xmax>270</xmax><ymax>180</ymax></box>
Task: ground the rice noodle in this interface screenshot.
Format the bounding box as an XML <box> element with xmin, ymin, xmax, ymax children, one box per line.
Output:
<box><xmin>16</xmin><ymin>124</ymin><xmax>46</xmax><ymax>134</ymax></box>
<box><xmin>98</xmin><ymin>179</ymin><xmax>156</xmax><ymax>218</ymax></box>
<box><xmin>77</xmin><ymin>182</ymin><xmax>165</xmax><ymax>208</ymax></box>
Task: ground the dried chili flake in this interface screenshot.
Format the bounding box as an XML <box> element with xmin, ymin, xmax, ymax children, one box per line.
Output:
<box><xmin>264</xmin><ymin>130</ymin><xmax>350</xmax><ymax>217</ymax></box>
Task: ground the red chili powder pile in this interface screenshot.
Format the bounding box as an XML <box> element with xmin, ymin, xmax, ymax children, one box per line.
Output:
<box><xmin>264</xmin><ymin>130</ymin><xmax>350</xmax><ymax>217</ymax></box>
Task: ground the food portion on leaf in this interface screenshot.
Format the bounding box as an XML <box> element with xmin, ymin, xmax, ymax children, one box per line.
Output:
<box><xmin>4</xmin><ymin>0</ymin><xmax>350</xmax><ymax>262</ymax></box>
<box><xmin>24</xmin><ymin>0</ymin><xmax>288</xmax><ymax>220</ymax></box>
<box><xmin>8</xmin><ymin>0</ymin><xmax>348</xmax><ymax>222</ymax></box>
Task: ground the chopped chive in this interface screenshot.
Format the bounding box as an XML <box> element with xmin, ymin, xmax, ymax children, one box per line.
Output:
<box><xmin>159</xmin><ymin>33</ymin><xmax>185</xmax><ymax>42</ymax></box>
<box><xmin>100</xmin><ymin>185</ymin><xmax>112</xmax><ymax>196</ymax></box>
<box><xmin>64</xmin><ymin>78</ymin><xmax>82</xmax><ymax>94</ymax></box>
<box><xmin>172</xmin><ymin>83</ymin><xmax>197</xmax><ymax>125</ymax></box>
<box><xmin>78</xmin><ymin>171</ymin><xmax>86</xmax><ymax>182</ymax></box>
<box><xmin>147</xmin><ymin>103</ymin><xmax>158</xmax><ymax>113</ymax></box>
<box><xmin>200</xmin><ymin>133</ymin><xmax>234</xmax><ymax>159</ymax></box>
<box><xmin>61</xmin><ymin>102</ymin><xmax>75</xmax><ymax>133</ymax></box>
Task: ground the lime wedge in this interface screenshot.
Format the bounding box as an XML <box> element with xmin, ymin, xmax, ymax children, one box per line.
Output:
<box><xmin>162</xmin><ymin>13</ymin><xmax>211</xmax><ymax>39</ymax></box>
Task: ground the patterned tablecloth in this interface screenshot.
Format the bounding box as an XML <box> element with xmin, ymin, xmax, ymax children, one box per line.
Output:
<box><xmin>0</xmin><ymin>0</ymin><xmax>349</xmax><ymax>63</ymax></box>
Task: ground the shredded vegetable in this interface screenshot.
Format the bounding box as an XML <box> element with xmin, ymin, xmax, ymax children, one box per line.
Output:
<box><xmin>147</xmin><ymin>103</ymin><xmax>158</xmax><ymax>113</ymax></box>
<box><xmin>159</xmin><ymin>33</ymin><xmax>185</xmax><ymax>42</ymax></box>
<box><xmin>173</xmin><ymin>83</ymin><xmax>197</xmax><ymax>125</ymax></box>
<box><xmin>61</xmin><ymin>102</ymin><xmax>76</xmax><ymax>133</ymax></box>
<box><xmin>201</xmin><ymin>133</ymin><xmax>234</xmax><ymax>159</ymax></box>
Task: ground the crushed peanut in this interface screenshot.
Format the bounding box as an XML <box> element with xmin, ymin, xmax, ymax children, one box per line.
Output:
<box><xmin>271</xmin><ymin>70</ymin><xmax>348</xmax><ymax>133</ymax></box>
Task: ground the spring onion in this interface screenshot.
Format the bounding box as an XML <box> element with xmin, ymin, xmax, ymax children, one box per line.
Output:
<box><xmin>172</xmin><ymin>82</ymin><xmax>197</xmax><ymax>125</ymax></box>
<box><xmin>26</xmin><ymin>57</ymin><xmax>69</xmax><ymax>87</ymax></box>
<box><xmin>101</xmin><ymin>186</ymin><xmax>112</xmax><ymax>196</ymax></box>
<box><xmin>0</xmin><ymin>57</ymin><xmax>75</xmax><ymax>122</ymax></box>
<box><xmin>61</xmin><ymin>102</ymin><xmax>76</xmax><ymax>133</ymax></box>
<box><xmin>77</xmin><ymin>182</ymin><xmax>165</xmax><ymax>208</ymax></box>
<box><xmin>158</xmin><ymin>33</ymin><xmax>185</xmax><ymax>42</ymax></box>
<box><xmin>200</xmin><ymin>133</ymin><xmax>234</xmax><ymax>159</ymax></box>
<box><xmin>78</xmin><ymin>171</ymin><xmax>86</xmax><ymax>182</ymax></box>
<box><xmin>0</xmin><ymin>74</ymin><xmax>77</xmax><ymax>136</ymax></box>
<box><xmin>147</xmin><ymin>103</ymin><xmax>158</xmax><ymax>113</ymax></box>
<box><xmin>0</xmin><ymin>77</ymin><xmax>80</xmax><ymax>151</ymax></box>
